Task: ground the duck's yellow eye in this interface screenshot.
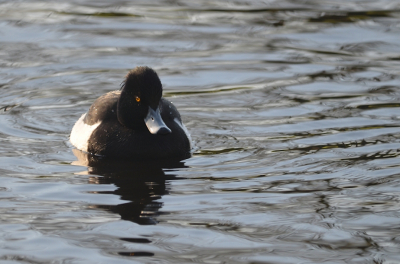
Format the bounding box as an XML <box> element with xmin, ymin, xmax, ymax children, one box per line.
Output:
<box><xmin>135</xmin><ymin>96</ymin><xmax>141</xmax><ymax>102</ymax></box>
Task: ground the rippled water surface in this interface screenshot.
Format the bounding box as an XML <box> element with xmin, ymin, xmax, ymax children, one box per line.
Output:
<box><xmin>1</xmin><ymin>0</ymin><xmax>400</xmax><ymax>263</ymax></box>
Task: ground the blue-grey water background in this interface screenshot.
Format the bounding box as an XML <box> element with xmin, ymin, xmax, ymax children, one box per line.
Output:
<box><xmin>1</xmin><ymin>0</ymin><xmax>400</xmax><ymax>263</ymax></box>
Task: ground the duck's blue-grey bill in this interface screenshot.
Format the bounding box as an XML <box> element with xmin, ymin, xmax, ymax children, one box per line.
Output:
<box><xmin>144</xmin><ymin>106</ymin><xmax>171</xmax><ymax>135</ymax></box>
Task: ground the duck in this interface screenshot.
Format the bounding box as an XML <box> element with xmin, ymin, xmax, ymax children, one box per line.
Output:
<box><xmin>70</xmin><ymin>66</ymin><xmax>192</xmax><ymax>160</ymax></box>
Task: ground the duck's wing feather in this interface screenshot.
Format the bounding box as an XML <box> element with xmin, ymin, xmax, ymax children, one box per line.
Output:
<box><xmin>160</xmin><ymin>98</ymin><xmax>182</xmax><ymax>123</ymax></box>
<box><xmin>84</xmin><ymin>91</ymin><xmax>120</xmax><ymax>125</ymax></box>
<box><xmin>70</xmin><ymin>91</ymin><xmax>120</xmax><ymax>152</ymax></box>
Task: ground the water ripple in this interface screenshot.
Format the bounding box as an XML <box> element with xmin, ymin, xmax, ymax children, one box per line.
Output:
<box><xmin>1</xmin><ymin>0</ymin><xmax>400</xmax><ymax>263</ymax></box>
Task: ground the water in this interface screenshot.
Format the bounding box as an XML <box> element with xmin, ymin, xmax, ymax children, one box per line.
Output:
<box><xmin>1</xmin><ymin>0</ymin><xmax>400</xmax><ymax>263</ymax></box>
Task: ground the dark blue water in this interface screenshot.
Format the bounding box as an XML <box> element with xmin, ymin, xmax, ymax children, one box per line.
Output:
<box><xmin>1</xmin><ymin>1</ymin><xmax>400</xmax><ymax>263</ymax></box>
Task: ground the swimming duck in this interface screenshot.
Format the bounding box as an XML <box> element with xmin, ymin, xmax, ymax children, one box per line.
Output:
<box><xmin>70</xmin><ymin>66</ymin><xmax>191</xmax><ymax>160</ymax></box>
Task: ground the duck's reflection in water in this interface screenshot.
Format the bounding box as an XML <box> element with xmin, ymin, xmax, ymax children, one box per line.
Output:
<box><xmin>72</xmin><ymin>149</ymin><xmax>186</xmax><ymax>225</ymax></box>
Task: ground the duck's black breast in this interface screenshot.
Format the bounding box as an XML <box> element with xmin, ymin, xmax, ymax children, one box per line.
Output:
<box><xmin>86</xmin><ymin>95</ymin><xmax>191</xmax><ymax>160</ymax></box>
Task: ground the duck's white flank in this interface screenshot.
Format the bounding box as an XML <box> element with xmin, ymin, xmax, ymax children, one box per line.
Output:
<box><xmin>70</xmin><ymin>114</ymin><xmax>101</xmax><ymax>152</ymax></box>
<box><xmin>174</xmin><ymin>118</ymin><xmax>192</xmax><ymax>149</ymax></box>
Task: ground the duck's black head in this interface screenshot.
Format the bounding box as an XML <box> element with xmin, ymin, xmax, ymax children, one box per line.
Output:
<box><xmin>117</xmin><ymin>66</ymin><xmax>171</xmax><ymax>135</ymax></box>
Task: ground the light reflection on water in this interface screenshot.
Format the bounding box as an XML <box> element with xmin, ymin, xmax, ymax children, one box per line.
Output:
<box><xmin>1</xmin><ymin>0</ymin><xmax>400</xmax><ymax>263</ymax></box>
